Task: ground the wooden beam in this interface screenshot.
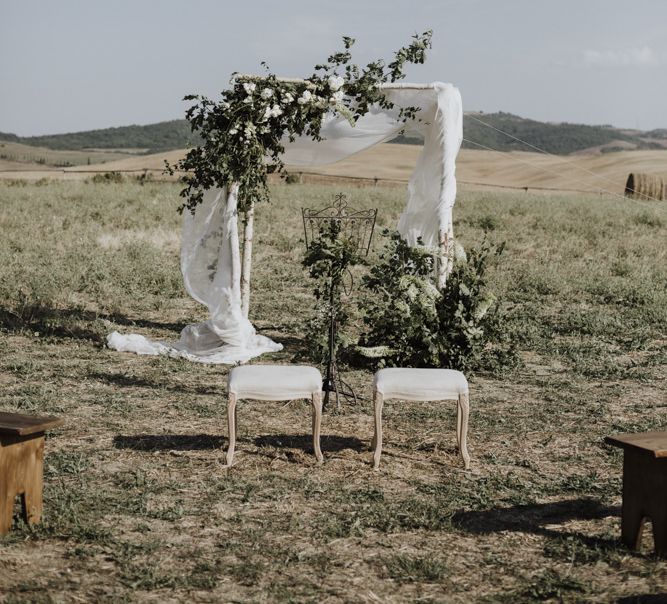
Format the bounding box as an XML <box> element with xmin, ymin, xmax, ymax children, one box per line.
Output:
<box><xmin>235</xmin><ymin>74</ymin><xmax>438</xmax><ymax>91</ymax></box>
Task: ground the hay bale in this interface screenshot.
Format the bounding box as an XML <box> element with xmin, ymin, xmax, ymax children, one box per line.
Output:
<box><xmin>625</xmin><ymin>172</ymin><xmax>665</xmax><ymax>201</ymax></box>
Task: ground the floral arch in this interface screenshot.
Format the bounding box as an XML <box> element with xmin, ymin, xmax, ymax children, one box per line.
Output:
<box><xmin>108</xmin><ymin>33</ymin><xmax>464</xmax><ymax>364</ymax></box>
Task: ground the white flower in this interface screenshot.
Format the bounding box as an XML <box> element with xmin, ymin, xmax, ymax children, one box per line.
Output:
<box><xmin>244</xmin><ymin>122</ymin><xmax>256</xmax><ymax>138</ymax></box>
<box><xmin>229</xmin><ymin>127</ymin><xmax>238</xmax><ymax>135</ymax></box>
<box><xmin>261</xmin><ymin>88</ymin><xmax>273</xmax><ymax>100</ymax></box>
<box><xmin>283</xmin><ymin>92</ymin><xmax>294</xmax><ymax>104</ymax></box>
<box><xmin>243</xmin><ymin>96</ymin><xmax>253</xmax><ymax>104</ymax></box>
<box><xmin>454</xmin><ymin>241</ymin><xmax>467</xmax><ymax>264</ymax></box>
<box><xmin>263</xmin><ymin>104</ymin><xmax>283</xmax><ymax>120</ymax></box>
<box><xmin>220</xmin><ymin>101</ymin><xmax>230</xmax><ymax>110</ymax></box>
<box><xmin>297</xmin><ymin>90</ymin><xmax>312</xmax><ymax>105</ymax></box>
<box><xmin>473</xmin><ymin>293</ymin><xmax>496</xmax><ymax>321</ymax></box>
<box><xmin>328</xmin><ymin>75</ymin><xmax>345</xmax><ymax>91</ymax></box>
<box><xmin>329</xmin><ymin>90</ymin><xmax>344</xmax><ymax>104</ymax></box>
<box><xmin>243</xmin><ymin>82</ymin><xmax>256</xmax><ymax>94</ymax></box>
<box><xmin>356</xmin><ymin>345</ymin><xmax>396</xmax><ymax>359</ymax></box>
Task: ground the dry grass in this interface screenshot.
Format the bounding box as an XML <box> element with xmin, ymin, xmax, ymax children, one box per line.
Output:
<box><xmin>4</xmin><ymin>143</ymin><xmax>667</xmax><ymax>199</ymax></box>
<box><xmin>0</xmin><ymin>141</ymin><xmax>133</xmax><ymax>170</ymax></box>
<box><xmin>0</xmin><ymin>180</ymin><xmax>665</xmax><ymax>602</ymax></box>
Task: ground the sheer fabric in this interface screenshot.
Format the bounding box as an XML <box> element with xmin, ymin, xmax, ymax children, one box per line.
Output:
<box><xmin>107</xmin><ymin>82</ymin><xmax>463</xmax><ymax>364</ymax></box>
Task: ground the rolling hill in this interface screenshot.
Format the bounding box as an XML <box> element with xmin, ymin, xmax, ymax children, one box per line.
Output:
<box><xmin>2</xmin><ymin>113</ymin><xmax>666</xmax><ymax>159</ymax></box>
<box><xmin>0</xmin><ymin>120</ymin><xmax>199</xmax><ymax>154</ymax></box>
<box><xmin>397</xmin><ymin>112</ymin><xmax>667</xmax><ymax>154</ymax></box>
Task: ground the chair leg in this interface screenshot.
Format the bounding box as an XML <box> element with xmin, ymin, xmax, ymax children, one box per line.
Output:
<box><xmin>226</xmin><ymin>393</ymin><xmax>237</xmax><ymax>467</ymax></box>
<box><xmin>458</xmin><ymin>392</ymin><xmax>470</xmax><ymax>470</ymax></box>
<box><xmin>311</xmin><ymin>391</ymin><xmax>324</xmax><ymax>463</ymax></box>
<box><xmin>373</xmin><ymin>391</ymin><xmax>384</xmax><ymax>470</ymax></box>
<box><xmin>456</xmin><ymin>398</ymin><xmax>462</xmax><ymax>448</ymax></box>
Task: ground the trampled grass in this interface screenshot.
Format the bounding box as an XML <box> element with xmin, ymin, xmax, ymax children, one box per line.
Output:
<box><xmin>0</xmin><ymin>179</ymin><xmax>665</xmax><ymax>602</ymax></box>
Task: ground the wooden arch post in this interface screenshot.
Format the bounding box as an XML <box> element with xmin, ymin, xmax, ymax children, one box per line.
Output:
<box><xmin>240</xmin><ymin>201</ymin><xmax>255</xmax><ymax>318</ymax></box>
<box><xmin>437</xmin><ymin>212</ymin><xmax>454</xmax><ymax>290</ymax></box>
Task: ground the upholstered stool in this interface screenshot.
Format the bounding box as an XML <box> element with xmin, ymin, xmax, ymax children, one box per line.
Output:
<box><xmin>226</xmin><ymin>365</ymin><xmax>323</xmax><ymax>466</ymax></box>
<box><xmin>372</xmin><ymin>368</ymin><xmax>470</xmax><ymax>470</ymax></box>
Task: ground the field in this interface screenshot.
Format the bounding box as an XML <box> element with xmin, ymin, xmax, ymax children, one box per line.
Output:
<box><xmin>0</xmin><ymin>141</ymin><xmax>136</xmax><ymax>170</ymax></box>
<box><xmin>3</xmin><ymin>143</ymin><xmax>667</xmax><ymax>199</ymax></box>
<box><xmin>0</xmin><ymin>179</ymin><xmax>666</xmax><ymax>602</ymax></box>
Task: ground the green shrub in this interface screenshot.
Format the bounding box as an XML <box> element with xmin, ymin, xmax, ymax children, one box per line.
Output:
<box><xmin>90</xmin><ymin>171</ymin><xmax>124</xmax><ymax>184</ymax></box>
<box><xmin>357</xmin><ymin>230</ymin><xmax>519</xmax><ymax>374</ymax></box>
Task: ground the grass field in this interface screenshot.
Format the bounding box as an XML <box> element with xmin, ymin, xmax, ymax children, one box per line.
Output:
<box><xmin>0</xmin><ymin>179</ymin><xmax>665</xmax><ymax>602</ymax></box>
<box><xmin>3</xmin><ymin>143</ymin><xmax>667</xmax><ymax>199</ymax></box>
<box><xmin>0</xmin><ymin>141</ymin><xmax>136</xmax><ymax>170</ymax></box>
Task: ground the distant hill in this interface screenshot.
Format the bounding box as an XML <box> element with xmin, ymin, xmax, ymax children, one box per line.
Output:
<box><xmin>1</xmin><ymin>112</ymin><xmax>665</xmax><ymax>156</ymax></box>
<box><xmin>0</xmin><ymin>120</ymin><xmax>199</xmax><ymax>154</ymax></box>
<box><xmin>397</xmin><ymin>112</ymin><xmax>667</xmax><ymax>155</ymax></box>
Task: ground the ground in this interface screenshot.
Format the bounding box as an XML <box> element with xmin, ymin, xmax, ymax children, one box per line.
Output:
<box><xmin>0</xmin><ymin>179</ymin><xmax>665</xmax><ymax>603</ymax></box>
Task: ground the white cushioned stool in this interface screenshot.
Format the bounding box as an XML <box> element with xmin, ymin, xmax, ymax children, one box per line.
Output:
<box><xmin>226</xmin><ymin>365</ymin><xmax>323</xmax><ymax>466</ymax></box>
<box><xmin>372</xmin><ymin>368</ymin><xmax>470</xmax><ymax>470</ymax></box>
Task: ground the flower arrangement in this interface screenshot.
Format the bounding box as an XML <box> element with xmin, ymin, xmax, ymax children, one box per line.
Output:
<box><xmin>168</xmin><ymin>32</ymin><xmax>433</xmax><ymax>214</ymax></box>
<box><xmin>356</xmin><ymin>231</ymin><xmax>520</xmax><ymax>374</ymax></box>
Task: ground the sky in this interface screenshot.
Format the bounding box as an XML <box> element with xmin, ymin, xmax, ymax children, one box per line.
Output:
<box><xmin>1</xmin><ymin>0</ymin><xmax>666</xmax><ymax>136</ymax></box>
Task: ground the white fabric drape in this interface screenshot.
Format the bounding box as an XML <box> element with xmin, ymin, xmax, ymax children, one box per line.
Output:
<box><xmin>107</xmin><ymin>82</ymin><xmax>463</xmax><ymax>364</ymax></box>
<box><xmin>107</xmin><ymin>186</ymin><xmax>283</xmax><ymax>363</ymax></box>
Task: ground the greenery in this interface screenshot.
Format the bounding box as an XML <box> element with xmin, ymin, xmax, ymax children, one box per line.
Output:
<box><xmin>0</xmin><ymin>180</ymin><xmax>665</xmax><ymax>601</ymax></box>
<box><xmin>302</xmin><ymin>221</ymin><xmax>363</xmax><ymax>365</ymax></box>
<box><xmin>357</xmin><ymin>231</ymin><xmax>518</xmax><ymax>373</ymax></box>
<box><xmin>169</xmin><ymin>32</ymin><xmax>432</xmax><ymax>213</ymax></box>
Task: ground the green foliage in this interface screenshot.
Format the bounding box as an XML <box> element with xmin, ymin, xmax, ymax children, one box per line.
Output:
<box><xmin>90</xmin><ymin>171</ymin><xmax>124</xmax><ymax>184</ymax></box>
<box><xmin>358</xmin><ymin>231</ymin><xmax>519</xmax><ymax>373</ymax></box>
<box><xmin>170</xmin><ymin>31</ymin><xmax>432</xmax><ymax>213</ymax></box>
<box><xmin>302</xmin><ymin>221</ymin><xmax>363</xmax><ymax>364</ymax></box>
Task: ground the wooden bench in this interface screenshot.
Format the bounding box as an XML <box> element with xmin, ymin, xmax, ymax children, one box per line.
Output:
<box><xmin>0</xmin><ymin>412</ymin><xmax>64</xmax><ymax>535</ymax></box>
<box><xmin>605</xmin><ymin>431</ymin><xmax>667</xmax><ymax>556</ymax></box>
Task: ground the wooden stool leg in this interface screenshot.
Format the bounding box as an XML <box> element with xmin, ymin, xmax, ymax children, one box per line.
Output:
<box><xmin>21</xmin><ymin>483</ymin><xmax>43</xmax><ymax>526</ymax></box>
<box><xmin>373</xmin><ymin>391</ymin><xmax>384</xmax><ymax>470</ymax></box>
<box><xmin>621</xmin><ymin>449</ymin><xmax>648</xmax><ymax>550</ymax></box>
<box><xmin>619</xmin><ymin>449</ymin><xmax>667</xmax><ymax>555</ymax></box>
<box><xmin>458</xmin><ymin>392</ymin><xmax>470</xmax><ymax>470</ymax></box>
<box><xmin>621</xmin><ymin>507</ymin><xmax>646</xmax><ymax>551</ymax></box>
<box><xmin>0</xmin><ymin>494</ymin><xmax>13</xmax><ymax>535</ymax></box>
<box><xmin>226</xmin><ymin>394</ymin><xmax>237</xmax><ymax>467</ymax></box>
<box><xmin>652</xmin><ymin>507</ymin><xmax>667</xmax><ymax>557</ymax></box>
<box><xmin>311</xmin><ymin>392</ymin><xmax>323</xmax><ymax>463</ymax></box>
<box><xmin>21</xmin><ymin>436</ymin><xmax>44</xmax><ymax>525</ymax></box>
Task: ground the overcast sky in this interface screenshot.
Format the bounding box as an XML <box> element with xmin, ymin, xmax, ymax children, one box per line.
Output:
<box><xmin>1</xmin><ymin>0</ymin><xmax>666</xmax><ymax>136</ymax></box>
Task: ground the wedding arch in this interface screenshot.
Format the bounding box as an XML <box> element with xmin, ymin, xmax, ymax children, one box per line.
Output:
<box><xmin>108</xmin><ymin>33</ymin><xmax>464</xmax><ymax>364</ymax></box>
